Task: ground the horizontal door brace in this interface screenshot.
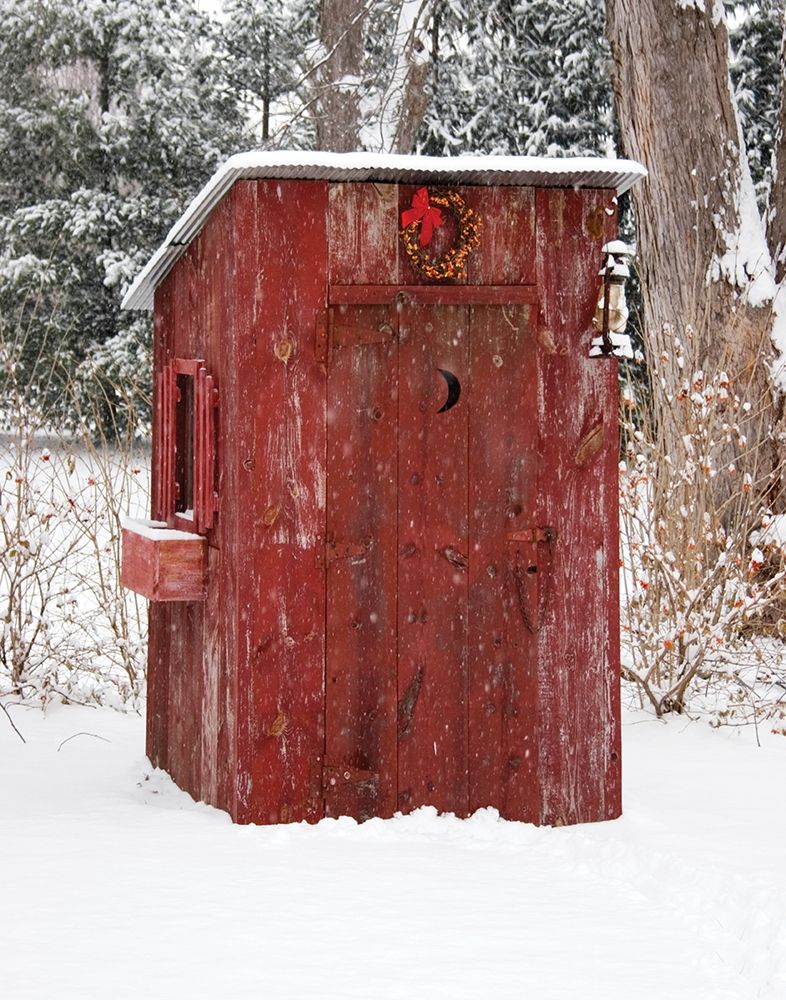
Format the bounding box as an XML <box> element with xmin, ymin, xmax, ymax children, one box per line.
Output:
<box><xmin>322</xmin><ymin>765</ymin><xmax>379</xmax><ymax>792</ymax></box>
<box><xmin>329</xmin><ymin>284</ymin><xmax>538</xmax><ymax>307</ymax></box>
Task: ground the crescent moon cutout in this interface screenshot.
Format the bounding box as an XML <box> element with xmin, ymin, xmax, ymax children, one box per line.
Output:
<box><xmin>437</xmin><ymin>369</ymin><xmax>461</xmax><ymax>413</ymax></box>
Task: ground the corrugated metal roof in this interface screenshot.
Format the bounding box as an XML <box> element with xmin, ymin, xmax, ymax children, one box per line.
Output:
<box><xmin>122</xmin><ymin>150</ymin><xmax>647</xmax><ymax>310</ymax></box>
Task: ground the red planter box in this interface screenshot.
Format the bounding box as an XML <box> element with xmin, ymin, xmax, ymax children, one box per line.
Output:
<box><xmin>121</xmin><ymin>518</ymin><xmax>207</xmax><ymax>602</ymax></box>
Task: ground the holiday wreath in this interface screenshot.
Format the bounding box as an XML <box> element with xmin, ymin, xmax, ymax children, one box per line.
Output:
<box><xmin>400</xmin><ymin>187</ymin><xmax>481</xmax><ymax>281</ymax></box>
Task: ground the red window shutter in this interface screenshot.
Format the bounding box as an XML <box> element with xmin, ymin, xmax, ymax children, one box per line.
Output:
<box><xmin>194</xmin><ymin>364</ymin><xmax>219</xmax><ymax>533</ymax></box>
<box><xmin>154</xmin><ymin>362</ymin><xmax>177</xmax><ymax>522</ymax></box>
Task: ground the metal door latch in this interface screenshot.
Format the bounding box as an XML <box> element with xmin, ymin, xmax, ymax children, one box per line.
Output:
<box><xmin>322</xmin><ymin>765</ymin><xmax>379</xmax><ymax>792</ymax></box>
<box><xmin>506</xmin><ymin>527</ymin><xmax>556</xmax><ymax>544</ymax></box>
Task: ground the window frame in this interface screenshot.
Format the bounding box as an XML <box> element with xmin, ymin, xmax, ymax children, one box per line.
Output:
<box><xmin>154</xmin><ymin>357</ymin><xmax>219</xmax><ymax>535</ymax></box>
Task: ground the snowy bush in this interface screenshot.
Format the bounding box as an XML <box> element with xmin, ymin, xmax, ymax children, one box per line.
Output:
<box><xmin>0</xmin><ymin>0</ymin><xmax>247</xmax><ymax>438</ymax></box>
<box><xmin>0</xmin><ymin>343</ymin><xmax>148</xmax><ymax>708</ymax></box>
<box><xmin>620</xmin><ymin>325</ymin><xmax>786</xmax><ymax>725</ymax></box>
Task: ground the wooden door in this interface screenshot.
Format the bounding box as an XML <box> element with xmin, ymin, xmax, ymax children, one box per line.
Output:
<box><xmin>325</xmin><ymin>303</ymin><xmax>399</xmax><ymax>820</ymax></box>
<box><xmin>325</xmin><ymin>297</ymin><xmax>539</xmax><ymax>822</ymax></box>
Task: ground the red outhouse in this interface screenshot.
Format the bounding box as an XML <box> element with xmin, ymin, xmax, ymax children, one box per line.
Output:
<box><xmin>121</xmin><ymin>151</ymin><xmax>645</xmax><ymax>826</ymax></box>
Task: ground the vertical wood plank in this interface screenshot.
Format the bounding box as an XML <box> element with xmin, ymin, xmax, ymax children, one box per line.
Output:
<box><xmin>324</xmin><ymin>304</ymin><xmax>399</xmax><ymax>820</ymax></box>
<box><xmin>166</xmin><ymin>602</ymin><xmax>202</xmax><ymax>797</ymax></box>
<box><xmin>229</xmin><ymin>179</ymin><xmax>259</xmax><ymax>823</ymax></box>
<box><xmin>534</xmin><ymin>187</ymin><xmax>621</xmax><ymax>825</ymax></box>
<box><xmin>467</xmin><ymin>187</ymin><xmax>537</xmax><ymax>286</ymax></box>
<box><xmin>147</xmin><ymin>279</ymin><xmax>174</xmax><ymax>772</ymax></box>
<box><xmin>162</xmin><ymin>258</ymin><xmax>189</xmax><ymax>794</ymax></box>
<box><xmin>185</xmin><ymin>239</ymin><xmax>207</xmax><ymax>803</ymax></box>
<box><xmin>145</xmin><ymin>604</ymin><xmax>171</xmax><ymax>773</ymax></box>
<box><xmin>197</xmin><ymin>198</ymin><xmax>232</xmax><ymax>811</ymax></box>
<box><xmin>329</xmin><ymin>182</ymin><xmax>401</xmax><ymax>285</ymax></box>
<box><xmin>205</xmin><ymin>196</ymin><xmax>238</xmax><ymax>820</ymax></box>
<box><xmin>327</xmin><ymin>181</ymin><xmax>402</xmax><ymax>821</ymax></box>
<box><xmin>145</xmin><ymin>606</ymin><xmax>169</xmax><ymax>772</ymax></box>
<box><xmin>397</xmin><ymin>302</ymin><xmax>469</xmax><ymax>815</ymax></box>
<box><xmin>190</xmin><ymin>247</ymin><xmax>208</xmax><ymax>801</ymax></box>
<box><xmin>233</xmin><ymin>179</ymin><xmax>328</xmax><ymax>825</ymax></box>
<box><xmin>467</xmin><ymin>304</ymin><xmax>540</xmax><ymax>822</ymax></box>
<box><xmin>164</xmin><ymin>248</ymin><xmax>204</xmax><ymax>803</ymax></box>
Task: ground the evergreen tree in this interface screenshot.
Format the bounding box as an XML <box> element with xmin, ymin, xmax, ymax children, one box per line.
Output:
<box><xmin>419</xmin><ymin>0</ymin><xmax>613</xmax><ymax>157</ymax></box>
<box><xmin>0</xmin><ymin>0</ymin><xmax>245</xmax><ymax>434</ymax></box>
<box><xmin>220</xmin><ymin>0</ymin><xmax>315</xmax><ymax>146</ymax></box>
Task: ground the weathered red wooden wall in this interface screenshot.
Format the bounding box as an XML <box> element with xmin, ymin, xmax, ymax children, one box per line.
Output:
<box><xmin>149</xmin><ymin>195</ymin><xmax>238</xmax><ymax>818</ymax></box>
<box><xmin>148</xmin><ymin>175</ymin><xmax>621</xmax><ymax>827</ymax></box>
<box><xmin>466</xmin><ymin>301</ymin><xmax>540</xmax><ymax>822</ymax></box>
<box><xmin>233</xmin><ymin>180</ymin><xmax>329</xmax><ymax>824</ymax></box>
<box><xmin>534</xmin><ymin>188</ymin><xmax>621</xmax><ymax>824</ymax></box>
<box><xmin>326</xmin><ymin>184</ymin><xmax>400</xmax><ymax>820</ymax></box>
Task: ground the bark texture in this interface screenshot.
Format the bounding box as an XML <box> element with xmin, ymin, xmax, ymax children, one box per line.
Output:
<box><xmin>607</xmin><ymin>0</ymin><xmax>783</xmax><ymax>515</ymax></box>
<box><xmin>606</xmin><ymin>0</ymin><xmax>773</xmax><ymax>379</ymax></box>
<box><xmin>315</xmin><ymin>1</ymin><xmax>432</xmax><ymax>154</ymax></box>
<box><xmin>316</xmin><ymin>0</ymin><xmax>365</xmax><ymax>151</ymax></box>
<box><xmin>769</xmin><ymin>22</ymin><xmax>786</xmax><ymax>284</ymax></box>
<box><xmin>389</xmin><ymin>1</ymin><xmax>432</xmax><ymax>154</ymax></box>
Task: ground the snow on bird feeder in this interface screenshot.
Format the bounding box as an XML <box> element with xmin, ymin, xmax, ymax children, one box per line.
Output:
<box><xmin>590</xmin><ymin>240</ymin><xmax>635</xmax><ymax>359</ymax></box>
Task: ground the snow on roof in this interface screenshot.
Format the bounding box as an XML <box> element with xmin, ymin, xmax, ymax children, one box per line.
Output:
<box><xmin>122</xmin><ymin>149</ymin><xmax>647</xmax><ymax>311</ymax></box>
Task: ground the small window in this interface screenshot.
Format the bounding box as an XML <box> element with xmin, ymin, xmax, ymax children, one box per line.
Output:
<box><xmin>155</xmin><ymin>358</ymin><xmax>219</xmax><ymax>534</ymax></box>
<box><xmin>175</xmin><ymin>372</ymin><xmax>195</xmax><ymax>517</ymax></box>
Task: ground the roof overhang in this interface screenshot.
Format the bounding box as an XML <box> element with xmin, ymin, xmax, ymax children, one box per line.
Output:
<box><xmin>122</xmin><ymin>150</ymin><xmax>647</xmax><ymax>311</ymax></box>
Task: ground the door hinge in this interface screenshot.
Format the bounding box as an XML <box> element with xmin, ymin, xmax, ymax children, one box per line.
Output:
<box><xmin>315</xmin><ymin>313</ymin><xmax>329</xmax><ymax>364</ymax></box>
<box><xmin>325</xmin><ymin>540</ymin><xmax>368</xmax><ymax>564</ymax></box>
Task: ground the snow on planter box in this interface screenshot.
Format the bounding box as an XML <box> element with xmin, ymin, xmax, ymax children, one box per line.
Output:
<box><xmin>121</xmin><ymin>518</ymin><xmax>207</xmax><ymax>602</ymax></box>
<box><xmin>121</xmin><ymin>149</ymin><xmax>646</xmax><ymax>828</ymax></box>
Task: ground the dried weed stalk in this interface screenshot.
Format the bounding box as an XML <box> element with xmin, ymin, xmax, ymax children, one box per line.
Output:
<box><xmin>620</xmin><ymin>323</ymin><xmax>786</xmax><ymax>724</ymax></box>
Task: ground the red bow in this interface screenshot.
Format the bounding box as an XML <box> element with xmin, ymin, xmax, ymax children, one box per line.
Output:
<box><xmin>401</xmin><ymin>187</ymin><xmax>443</xmax><ymax>247</ymax></box>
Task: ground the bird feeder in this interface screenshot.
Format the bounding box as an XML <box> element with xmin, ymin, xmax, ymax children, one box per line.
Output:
<box><xmin>121</xmin><ymin>150</ymin><xmax>646</xmax><ymax>827</ymax></box>
<box><xmin>590</xmin><ymin>240</ymin><xmax>635</xmax><ymax>359</ymax></box>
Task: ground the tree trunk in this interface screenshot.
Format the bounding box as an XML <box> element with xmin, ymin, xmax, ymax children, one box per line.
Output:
<box><xmin>388</xmin><ymin>1</ymin><xmax>433</xmax><ymax>153</ymax></box>
<box><xmin>316</xmin><ymin>0</ymin><xmax>365</xmax><ymax>151</ymax></box>
<box><xmin>769</xmin><ymin>22</ymin><xmax>786</xmax><ymax>284</ymax></box>
<box><xmin>315</xmin><ymin>0</ymin><xmax>432</xmax><ymax>153</ymax></box>
<box><xmin>261</xmin><ymin>25</ymin><xmax>271</xmax><ymax>141</ymax></box>
<box><xmin>607</xmin><ymin>1</ymin><xmax>775</xmax><ymax>375</ymax></box>
<box><xmin>607</xmin><ymin>0</ymin><xmax>782</xmax><ymax>513</ymax></box>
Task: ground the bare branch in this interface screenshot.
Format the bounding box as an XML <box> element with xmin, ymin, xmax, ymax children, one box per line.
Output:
<box><xmin>57</xmin><ymin>731</ymin><xmax>112</xmax><ymax>752</ymax></box>
<box><xmin>0</xmin><ymin>701</ymin><xmax>26</xmax><ymax>743</ymax></box>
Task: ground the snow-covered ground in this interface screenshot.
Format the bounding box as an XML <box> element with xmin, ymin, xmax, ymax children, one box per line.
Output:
<box><xmin>1</xmin><ymin>705</ymin><xmax>784</xmax><ymax>999</ymax></box>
